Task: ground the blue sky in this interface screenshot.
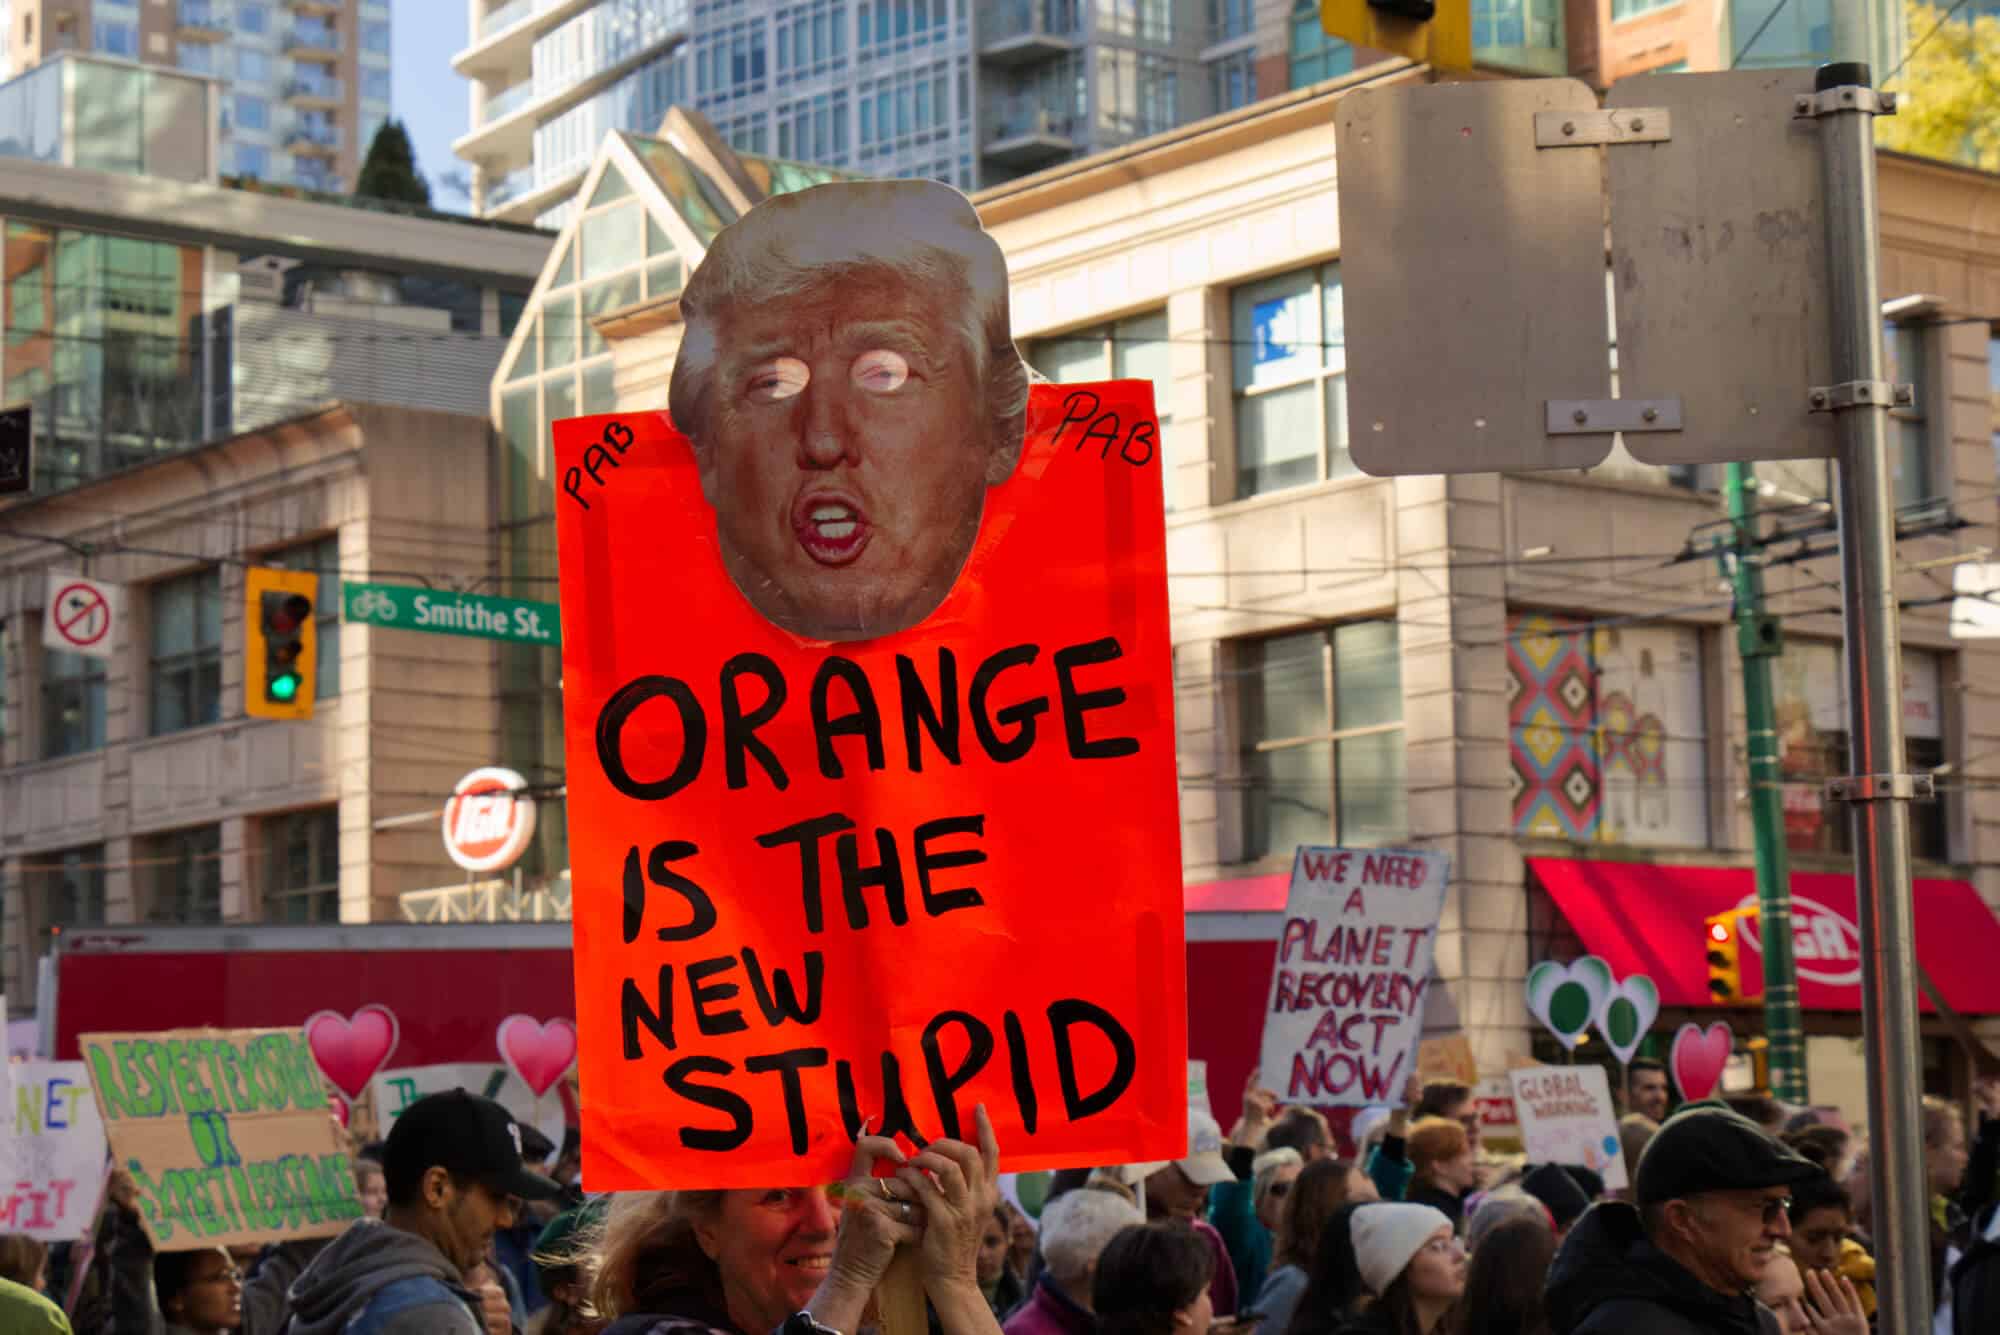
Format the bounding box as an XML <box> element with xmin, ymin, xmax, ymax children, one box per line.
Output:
<box><xmin>392</xmin><ymin>2</ymin><xmax>472</xmax><ymax>211</ymax></box>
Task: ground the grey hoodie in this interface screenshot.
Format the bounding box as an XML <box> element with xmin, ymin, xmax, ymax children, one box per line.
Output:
<box><xmin>281</xmin><ymin>1219</ymin><xmax>482</xmax><ymax>1335</ymax></box>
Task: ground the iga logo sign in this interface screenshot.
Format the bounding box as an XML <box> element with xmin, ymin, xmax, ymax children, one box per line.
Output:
<box><xmin>1735</xmin><ymin>893</ymin><xmax>1862</xmax><ymax>986</ymax></box>
<box><xmin>443</xmin><ymin>767</ymin><xmax>538</xmax><ymax>873</ymax></box>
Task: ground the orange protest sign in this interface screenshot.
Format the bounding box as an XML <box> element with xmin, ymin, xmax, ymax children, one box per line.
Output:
<box><xmin>552</xmin><ymin>382</ymin><xmax>1186</xmax><ymax>1189</ymax></box>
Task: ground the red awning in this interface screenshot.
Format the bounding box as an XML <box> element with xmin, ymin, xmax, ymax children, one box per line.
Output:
<box><xmin>1530</xmin><ymin>857</ymin><xmax>2000</xmax><ymax>1013</ymax></box>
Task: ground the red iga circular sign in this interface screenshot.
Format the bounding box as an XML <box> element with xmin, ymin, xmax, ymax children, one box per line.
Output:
<box><xmin>442</xmin><ymin>767</ymin><xmax>538</xmax><ymax>873</ymax></box>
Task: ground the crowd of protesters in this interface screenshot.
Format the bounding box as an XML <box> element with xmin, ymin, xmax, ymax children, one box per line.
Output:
<box><xmin>4</xmin><ymin>1063</ymin><xmax>1997</xmax><ymax>1335</ymax></box>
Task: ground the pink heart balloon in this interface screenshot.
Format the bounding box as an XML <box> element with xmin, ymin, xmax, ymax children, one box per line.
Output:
<box><xmin>1669</xmin><ymin>1020</ymin><xmax>1733</xmax><ymax>1102</ymax></box>
<box><xmin>303</xmin><ymin>1005</ymin><xmax>402</xmax><ymax>1102</ymax></box>
<box><xmin>497</xmin><ymin>1015</ymin><xmax>579</xmax><ymax>1098</ymax></box>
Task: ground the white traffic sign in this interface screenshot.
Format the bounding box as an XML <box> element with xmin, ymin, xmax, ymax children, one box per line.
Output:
<box><xmin>1607</xmin><ymin>69</ymin><xmax>1834</xmax><ymax>465</ymax></box>
<box><xmin>1336</xmin><ymin>79</ymin><xmax>1615</xmax><ymax>475</ymax></box>
<box><xmin>41</xmin><ymin>573</ymin><xmax>122</xmax><ymax>661</ymax></box>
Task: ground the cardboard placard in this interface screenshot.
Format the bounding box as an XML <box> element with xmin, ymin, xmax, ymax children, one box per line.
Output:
<box><xmin>1258</xmin><ymin>847</ymin><xmax>1451</xmax><ymax>1107</ymax></box>
<box><xmin>551</xmin><ymin>182</ymin><xmax>1183</xmax><ymax>1188</ymax></box>
<box><xmin>371</xmin><ymin>1063</ymin><xmax>565</xmax><ymax>1149</ymax></box>
<box><xmin>82</xmin><ymin>1028</ymin><xmax>363</xmax><ymax>1248</ymax></box>
<box><xmin>1507</xmin><ymin>1064</ymin><xmax>1629</xmax><ymax>1191</ymax></box>
<box><xmin>1418</xmin><ymin>1034</ymin><xmax>1479</xmax><ymax>1087</ymax></box>
<box><xmin>5</xmin><ymin>1061</ymin><xmax>107</xmax><ymax>1240</ymax></box>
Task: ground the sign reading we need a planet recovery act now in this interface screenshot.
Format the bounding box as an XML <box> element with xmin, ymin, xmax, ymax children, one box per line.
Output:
<box><xmin>343</xmin><ymin>581</ymin><xmax>560</xmax><ymax>646</ymax></box>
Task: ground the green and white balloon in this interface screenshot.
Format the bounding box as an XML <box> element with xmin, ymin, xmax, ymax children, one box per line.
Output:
<box><xmin>1595</xmin><ymin>974</ymin><xmax>1660</xmax><ymax>1065</ymax></box>
<box><xmin>1525</xmin><ymin>956</ymin><xmax>1613</xmax><ymax>1050</ymax></box>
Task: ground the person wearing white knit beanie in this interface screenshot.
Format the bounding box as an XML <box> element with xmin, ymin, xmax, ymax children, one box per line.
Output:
<box><xmin>1341</xmin><ymin>1203</ymin><xmax>1465</xmax><ymax>1335</ymax></box>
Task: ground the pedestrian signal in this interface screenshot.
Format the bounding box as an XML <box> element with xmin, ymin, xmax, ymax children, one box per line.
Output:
<box><xmin>245</xmin><ymin>566</ymin><xmax>318</xmax><ymax>721</ymax></box>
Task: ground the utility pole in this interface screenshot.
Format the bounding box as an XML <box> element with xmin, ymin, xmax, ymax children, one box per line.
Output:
<box><xmin>1811</xmin><ymin>62</ymin><xmax>1933</xmax><ymax>1335</ymax></box>
<box><xmin>1718</xmin><ymin>462</ymin><xmax>1807</xmax><ymax>1101</ymax></box>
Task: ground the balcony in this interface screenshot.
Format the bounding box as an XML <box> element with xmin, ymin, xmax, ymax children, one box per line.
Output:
<box><xmin>284</xmin><ymin>122</ymin><xmax>342</xmax><ymax>155</ymax></box>
<box><xmin>291</xmin><ymin>165</ymin><xmax>343</xmax><ymax>194</ymax></box>
<box><xmin>480</xmin><ymin>79</ymin><xmax>536</xmax><ymax>125</ymax></box>
<box><xmin>283</xmin><ymin>26</ymin><xmax>342</xmax><ymax>60</ymax></box>
<box><xmin>175</xmin><ymin>1</ymin><xmax>229</xmax><ymax>40</ymax></box>
<box><xmin>282</xmin><ymin>0</ymin><xmax>343</xmax><ymax>15</ymax></box>
<box><xmin>983</xmin><ymin>101</ymin><xmax>1077</xmax><ymax>168</ymax></box>
<box><xmin>979</xmin><ymin>0</ymin><xmax>1081</xmax><ymax>66</ymax></box>
<box><xmin>483</xmin><ymin>163</ymin><xmax>538</xmax><ymax>212</ymax></box>
<box><xmin>283</xmin><ymin>74</ymin><xmax>343</xmax><ymax>108</ymax></box>
<box><xmin>482</xmin><ymin>0</ymin><xmax>539</xmax><ymax>38</ymax></box>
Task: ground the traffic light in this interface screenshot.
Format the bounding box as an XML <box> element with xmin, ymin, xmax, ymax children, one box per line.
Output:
<box><xmin>245</xmin><ymin>566</ymin><xmax>318</xmax><ymax>721</ymax></box>
<box><xmin>1705</xmin><ymin>908</ymin><xmax>1757</xmax><ymax>1004</ymax></box>
<box><xmin>1319</xmin><ymin>0</ymin><xmax>1471</xmax><ymax>71</ymax></box>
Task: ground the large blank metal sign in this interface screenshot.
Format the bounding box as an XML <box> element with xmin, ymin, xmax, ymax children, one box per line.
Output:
<box><xmin>1337</xmin><ymin>79</ymin><xmax>1612</xmax><ymax>475</ymax></box>
<box><xmin>1607</xmin><ymin>70</ymin><xmax>1833</xmax><ymax>464</ymax></box>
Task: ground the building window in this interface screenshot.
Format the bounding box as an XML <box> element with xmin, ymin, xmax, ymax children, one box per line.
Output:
<box><xmin>239</xmin><ymin>49</ymin><xmax>269</xmax><ymax>83</ymax></box>
<box><xmin>43</xmin><ymin>648</ymin><xmax>106</xmax><ymax>758</ymax></box>
<box><xmin>29</xmin><ymin>844</ymin><xmax>106</xmax><ymax>943</ymax></box>
<box><xmin>138</xmin><ymin>824</ymin><xmax>223</xmax><ymax>924</ymax></box>
<box><xmin>1885</xmin><ymin>318</ymin><xmax>1931</xmax><ymax>510</ymax></box>
<box><xmin>149</xmin><ymin>568</ymin><xmax>222</xmax><ymax>736</ymax></box>
<box><xmin>177</xmin><ymin>41</ymin><xmax>214</xmax><ymax>74</ymax></box>
<box><xmin>1031</xmin><ymin>310</ymin><xmax>1176</xmax><ymax>508</ymax></box>
<box><xmin>1773</xmin><ymin>641</ymin><xmax>1947</xmax><ymax>862</ymax></box>
<box><xmin>1729</xmin><ymin>0</ymin><xmax>1833</xmax><ymax>68</ymax></box>
<box><xmin>1231</xmin><ymin>261</ymin><xmax>1348</xmax><ymax>497</ymax></box>
<box><xmin>1290</xmin><ymin>0</ymin><xmax>1352</xmax><ymax>87</ymax></box>
<box><xmin>235</xmin><ymin>95</ymin><xmax>269</xmax><ymax>132</ymax></box>
<box><xmin>261</xmin><ymin>806</ymin><xmax>339</xmax><ymax>922</ymax></box>
<box><xmin>96</xmin><ymin>21</ymin><xmax>137</xmax><ymax>58</ymax></box>
<box><xmin>233</xmin><ymin>143</ymin><xmax>270</xmax><ymax>177</ymax></box>
<box><xmin>239</xmin><ymin>6</ymin><xmax>269</xmax><ymax>36</ymax></box>
<box><xmin>1472</xmin><ymin>0</ymin><xmax>1563</xmax><ymax>51</ymax></box>
<box><xmin>1211</xmin><ymin>0</ymin><xmax>1253</xmax><ymax>43</ymax></box>
<box><xmin>1209</xmin><ymin>48</ymin><xmax>1254</xmax><ymax>112</ymax></box>
<box><xmin>362</xmin><ymin>21</ymin><xmax>391</xmax><ymax>54</ymax></box>
<box><xmin>1507</xmin><ymin>614</ymin><xmax>1710</xmax><ymax>848</ymax></box>
<box><xmin>363</xmin><ymin>68</ymin><xmax>391</xmax><ymax>103</ymax></box>
<box><xmin>1611</xmin><ymin>0</ymin><xmax>1678</xmax><ymax>17</ymax></box>
<box><xmin>1096</xmin><ymin>49</ymin><xmax>1179</xmax><ymax>138</ymax></box>
<box><xmin>1238</xmin><ymin>620</ymin><xmax>1405</xmax><ymax>862</ymax></box>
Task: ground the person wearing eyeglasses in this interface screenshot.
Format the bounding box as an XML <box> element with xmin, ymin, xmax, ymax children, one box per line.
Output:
<box><xmin>1340</xmin><ymin>1203</ymin><xmax>1465</xmax><ymax>1335</ymax></box>
<box><xmin>1545</xmin><ymin>1107</ymin><xmax>1822</xmax><ymax>1335</ymax></box>
<box><xmin>157</xmin><ymin>1247</ymin><xmax>243</xmax><ymax>1335</ymax></box>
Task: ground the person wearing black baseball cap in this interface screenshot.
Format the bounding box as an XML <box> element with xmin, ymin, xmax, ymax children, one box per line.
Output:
<box><xmin>1545</xmin><ymin>1107</ymin><xmax>1823</xmax><ymax>1335</ymax></box>
<box><xmin>283</xmin><ymin>1091</ymin><xmax>563</xmax><ymax>1335</ymax></box>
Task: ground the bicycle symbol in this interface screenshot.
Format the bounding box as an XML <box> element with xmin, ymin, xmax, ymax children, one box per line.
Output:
<box><xmin>351</xmin><ymin>589</ymin><xmax>398</xmax><ymax>622</ymax></box>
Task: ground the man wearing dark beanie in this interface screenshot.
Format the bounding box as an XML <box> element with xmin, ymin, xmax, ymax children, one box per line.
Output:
<box><xmin>1544</xmin><ymin>1107</ymin><xmax>1821</xmax><ymax>1335</ymax></box>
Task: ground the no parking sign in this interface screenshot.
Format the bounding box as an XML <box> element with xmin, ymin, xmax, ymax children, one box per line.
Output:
<box><xmin>42</xmin><ymin>573</ymin><xmax>123</xmax><ymax>660</ymax></box>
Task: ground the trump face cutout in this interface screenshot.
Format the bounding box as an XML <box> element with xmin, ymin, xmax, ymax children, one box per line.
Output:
<box><xmin>671</xmin><ymin>181</ymin><xmax>1028</xmax><ymax>642</ymax></box>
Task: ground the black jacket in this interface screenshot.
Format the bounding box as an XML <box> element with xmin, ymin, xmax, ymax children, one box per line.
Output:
<box><xmin>1950</xmin><ymin>1201</ymin><xmax>2000</xmax><ymax>1335</ymax></box>
<box><xmin>1545</xmin><ymin>1202</ymin><xmax>1779</xmax><ymax>1335</ymax></box>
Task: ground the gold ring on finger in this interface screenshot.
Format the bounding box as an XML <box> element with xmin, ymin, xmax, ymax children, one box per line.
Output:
<box><xmin>878</xmin><ymin>1178</ymin><xmax>894</xmax><ymax>1201</ymax></box>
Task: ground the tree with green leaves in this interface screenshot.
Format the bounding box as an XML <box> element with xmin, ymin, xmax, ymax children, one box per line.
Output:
<box><xmin>1878</xmin><ymin>0</ymin><xmax>2000</xmax><ymax>172</ymax></box>
<box><xmin>353</xmin><ymin>118</ymin><xmax>433</xmax><ymax>207</ymax></box>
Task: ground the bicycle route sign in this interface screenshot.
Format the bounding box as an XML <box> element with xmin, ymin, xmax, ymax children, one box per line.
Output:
<box><xmin>342</xmin><ymin>581</ymin><xmax>561</xmax><ymax>647</ymax></box>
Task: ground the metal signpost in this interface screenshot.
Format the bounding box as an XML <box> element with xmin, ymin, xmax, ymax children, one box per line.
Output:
<box><xmin>1336</xmin><ymin>66</ymin><xmax>1933</xmax><ymax>1334</ymax></box>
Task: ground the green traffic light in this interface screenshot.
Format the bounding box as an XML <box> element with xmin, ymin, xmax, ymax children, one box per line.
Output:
<box><xmin>269</xmin><ymin>673</ymin><xmax>301</xmax><ymax>703</ymax></box>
